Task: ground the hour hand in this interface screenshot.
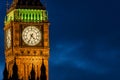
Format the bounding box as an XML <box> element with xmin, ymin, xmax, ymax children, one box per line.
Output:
<box><xmin>31</xmin><ymin>34</ymin><xmax>35</xmax><ymax>39</ymax></box>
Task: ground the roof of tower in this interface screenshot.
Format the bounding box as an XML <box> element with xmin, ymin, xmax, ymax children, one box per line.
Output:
<box><xmin>16</xmin><ymin>0</ymin><xmax>45</xmax><ymax>9</ymax></box>
<box><xmin>8</xmin><ymin>0</ymin><xmax>46</xmax><ymax>12</ymax></box>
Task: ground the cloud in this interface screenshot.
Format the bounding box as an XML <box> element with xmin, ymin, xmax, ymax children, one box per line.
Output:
<box><xmin>49</xmin><ymin>40</ymin><xmax>120</xmax><ymax>80</ymax></box>
<box><xmin>1</xmin><ymin>0</ymin><xmax>120</xmax><ymax>80</ymax></box>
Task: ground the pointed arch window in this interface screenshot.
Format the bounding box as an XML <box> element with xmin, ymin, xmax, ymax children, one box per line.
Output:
<box><xmin>23</xmin><ymin>14</ymin><xmax>25</xmax><ymax>20</ymax></box>
<box><xmin>29</xmin><ymin>14</ymin><xmax>31</xmax><ymax>21</ymax></box>
<box><xmin>36</xmin><ymin>14</ymin><xmax>37</xmax><ymax>21</ymax></box>
<box><xmin>33</xmin><ymin>14</ymin><xmax>34</xmax><ymax>21</ymax></box>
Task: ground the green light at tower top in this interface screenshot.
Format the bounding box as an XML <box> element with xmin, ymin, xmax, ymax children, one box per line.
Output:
<box><xmin>5</xmin><ymin>9</ymin><xmax>48</xmax><ymax>23</ymax></box>
<box><xmin>5</xmin><ymin>0</ymin><xmax>49</xmax><ymax>23</ymax></box>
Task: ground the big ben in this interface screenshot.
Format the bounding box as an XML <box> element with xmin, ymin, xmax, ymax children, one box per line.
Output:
<box><xmin>4</xmin><ymin>0</ymin><xmax>50</xmax><ymax>80</ymax></box>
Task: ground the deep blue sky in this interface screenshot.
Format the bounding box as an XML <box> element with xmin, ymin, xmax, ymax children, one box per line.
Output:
<box><xmin>0</xmin><ymin>0</ymin><xmax>120</xmax><ymax>80</ymax></box>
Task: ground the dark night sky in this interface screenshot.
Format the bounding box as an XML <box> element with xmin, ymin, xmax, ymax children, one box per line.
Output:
<box><xmin>0</xmin><ymin>0</ymin><xmax>120</xmax><ymax>80</ymax></box>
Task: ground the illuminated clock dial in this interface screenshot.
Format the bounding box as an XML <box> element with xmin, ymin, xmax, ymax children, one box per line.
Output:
<box><xmin>6</xmin><ymin>29</ymin><xmax>11</xmax><ymax>48</ymax></box>
<box><xmin>22</xmin><ymin>26</ymin><xmax>41</xmax><ymax>46</ymax></box>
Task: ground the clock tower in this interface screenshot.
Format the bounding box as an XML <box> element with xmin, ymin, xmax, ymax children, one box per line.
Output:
<box><xmin>4</xmin><ymin>0</ymin><xmax>50</xmax><ymax>80</ymax></box>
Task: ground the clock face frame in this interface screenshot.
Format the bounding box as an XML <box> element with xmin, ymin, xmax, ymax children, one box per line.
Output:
<box><xmin>22</xmin><ymin>26</ymin><xmax>42</xmax><ymax>46</ymax></box>
<box><xmin>6</xmin><ymin>28</ymin><xmax>11</xmax><ymax>49</ymax></box>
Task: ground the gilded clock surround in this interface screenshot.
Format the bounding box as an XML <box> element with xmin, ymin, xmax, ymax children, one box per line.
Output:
<box><xmin>22</xmin><ymin>26</ymin><xmax>41</xmax><ymax>46</ymax></box>
<box><xmin>4</xmin><ymin>0</ymin><xmax>50</xmax><ymax>80</ymax></box>
<box><xmin>20</xmin><ymin>24</ymin><xmax>44</xmax><ymax>47</ymax></box>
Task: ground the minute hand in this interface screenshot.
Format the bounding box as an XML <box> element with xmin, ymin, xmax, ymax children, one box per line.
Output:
<box><xmin>28</xmin><ymin>34</ymin><xmax>33</xmax><ymax>42</ymax></box>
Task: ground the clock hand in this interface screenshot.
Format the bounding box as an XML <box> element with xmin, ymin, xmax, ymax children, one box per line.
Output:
<box><xmin>28</xmin><ymin>38</ymin><xmax>31</xmax><ymax>43</ymax></box>
<box><xmin>31</xmin><ymin>33</ymin><xmax>36</xmax><ymax>39</ymax></box>
<box><xmin>28</xmin><ymin>34</ymin><xmax>32</xmax><ymax>43</ymax></box>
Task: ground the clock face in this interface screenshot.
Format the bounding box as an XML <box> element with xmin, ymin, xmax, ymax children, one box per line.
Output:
<box><xmin>6</xmin><ymin>29</ymin><xmax>11</xmax><ymax>48</ymax></box>
<box><xmin>22</xmin><ymin>26</ymin><xmax>41</xmax><ymax>46</ymax></box>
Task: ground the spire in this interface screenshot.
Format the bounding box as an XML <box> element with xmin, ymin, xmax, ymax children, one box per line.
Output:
<box><xmin>3</xmin><ymin>63</ymin><xmax>9</xmax><ymax>80</ymax></box>
<box><xmin>40</xmin><ymin>59</ymin><xmax>47</xmax><ymax>80</ymax></box>
<box><xmin>11</xmin><ymin>58</ymin><xmax>19</xmax><ymax>80</ymax></box>
<box><xmin>29</xmin><ymin>64</ymin><xmax>35</xmax><ymax>80</ymax></box>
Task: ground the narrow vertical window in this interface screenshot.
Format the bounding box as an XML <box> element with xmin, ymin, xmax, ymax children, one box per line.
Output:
<box><xmin>36</xmin><ymin>14</ymin><xmax>37</xmax><ymax>21</ymax></box>
<box><xmin>33</xmin><ymin>14</ymin><xmax>34</xmax><ymax>21</ymax></box>
<box><xmin>29</xmin><ymin>14</ymin><xmax>31</xmax><ymax>21</ymax></box>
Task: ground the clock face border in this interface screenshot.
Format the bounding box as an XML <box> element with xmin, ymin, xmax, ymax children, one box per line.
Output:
<box><xmin>20</xmin><ymin>24</ymin><xmax>44</xmax><ymax>47</ymax></box>
<box><xmin>22</xmin><ymin>26</ymin><xmax>41</xmax><ymax>46</ymax></box>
